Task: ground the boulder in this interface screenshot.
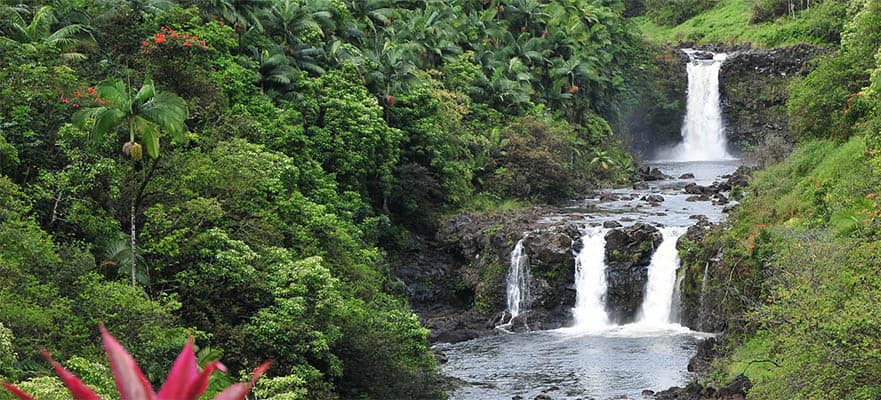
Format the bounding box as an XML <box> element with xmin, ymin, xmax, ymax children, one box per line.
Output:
<box><xmin>604</xmin><ymin>223</ymin><xmax>663</xmax><ymax>323</ymax></box>
<box><xmin>679</xmin><ymin>173</ymin><xmax>695</xmax><ymax>179</ymax></box>
<box><xmin>603</xmin><ymin>220</ymin><xmax>623</xmax><ymax>228</ymax></box>
<box><xmin>638</xmin><ymin>166</ymin><xmax>673</xmax><ymax>181</ymax></box>
<box><xmin>642</xmin><ymin>194</ymin><xmax>665</xmax><ymax>203</ymax></box>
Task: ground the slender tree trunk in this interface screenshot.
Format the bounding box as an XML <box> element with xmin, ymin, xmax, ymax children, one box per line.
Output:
<box><xmin>130</xmin><ymin>196</ymin><xmax>136</xmax><ymax>286</ymax></box>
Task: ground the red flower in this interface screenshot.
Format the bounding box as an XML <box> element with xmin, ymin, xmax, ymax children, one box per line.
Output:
<box><xmin>141</xmin><ymin>41</ymin><xmax>149</xmax><ymax>46</ymax></box>
<box><xmin>183</xmin><ymin>41</ymin><xmax>192</xmax><ymax>47</ymax></box>
<box><xmin>1</xmin><ymin>325</ymin><xmax>270</xmax><ymax>400</ymax></box>
<box><xmin>72</xmin><ymin>104</ymin><xmax>80</xmax><ymax>108</ymax></box>
<box><xmin>154</xmin><ymin>33</ymin><xmax>166</xmax><ymax>44</ymax></box>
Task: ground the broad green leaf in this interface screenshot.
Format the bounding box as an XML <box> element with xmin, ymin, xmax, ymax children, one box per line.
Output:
<box><xmin>135</xmin><ymin>78</ymin><xmax>155</xmax><ymax>103</ymax></box>
<box><xmin>132</xmin><ymin>116</ymin><xmax>160</xmax><ymax>159</ymax></box>
<box><xmin>138</xmin><ymin>91</ymin><xmax>188</xmax><ymax>143</ymax></box>
<box><xmin>93</xmin><ymin>108</ymin><xmax>125</xmax><ymax>137</ymax></box>
<box><xmin>98</xmin><ymin>79</ymin><xmax>130</xmax><ymax>111</ymax></box>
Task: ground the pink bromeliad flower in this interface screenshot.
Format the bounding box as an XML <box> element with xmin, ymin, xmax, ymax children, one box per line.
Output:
<box><xmin>2</xmin><ymin>325</ymin><xmax>270</xmax><ymax>400</ymax></box>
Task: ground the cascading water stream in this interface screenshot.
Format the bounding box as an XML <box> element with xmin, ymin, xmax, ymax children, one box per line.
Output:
<box><xmin>570</xmin><ymin>228</ymin><xmax>610</xmax><ymax>331</ymax></box>
<box><xmin>660</xmin><ymin>51</ymin><xmax>733</xmax><ymax>162</ymax></box>
<box><xmin>698</xmin><ymin>261</ymin><xmax>711</xmax><ymax>331</ymax></box>
<box><xmin>505</xmin><ymin>238</ymin><xmax>530</xmax><ymax>322</ymax></box>
<box><xmin>636</xmin><ymin>227</ymin><xmax>687</xmax><ymax>327</ymax></box>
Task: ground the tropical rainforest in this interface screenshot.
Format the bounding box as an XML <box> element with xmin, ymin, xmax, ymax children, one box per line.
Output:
<box><xmin>0</xmin><ymin>0</ymin><xmax>646</xmax><ymax>398</ymax></box>
<box><xmin>2</xmin><ymin>0</ymin><xmax>881</xmax><ymax>397</ymax></box>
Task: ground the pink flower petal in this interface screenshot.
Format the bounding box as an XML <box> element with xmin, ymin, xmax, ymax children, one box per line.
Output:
<box><xmin>99</xmin><ymin>324</ymin><xmax>156</xmax><ymax>400</ymax></box>
<box><xmin>210</xmin><ymin>362</ymin><xmax>270</xmax><ymax>400</ymax></box>
<box><xmin>2</xmin><ymin>383</ymin><xmax>37</xmax><ymax>400</ymax></box>
<box><xmin>42</xmin><ymin>350</ymin><xmax>102</xmax><ymax>400</ymax></box>
<box><xmin>157</xmin><ymin>337</ymin><xmax>198</xmax><ymax>400</ymax></box>
<box><xmin>183</xmin><ymin>360</ymin><xmax>226</xmax><ymax>400</ymax></box>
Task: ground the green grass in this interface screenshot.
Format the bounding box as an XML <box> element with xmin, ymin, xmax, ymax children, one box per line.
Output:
<box><xmin>634</xmin><ymin>0</ymin><xmax>838</xmax><ymax>48</ymax></box>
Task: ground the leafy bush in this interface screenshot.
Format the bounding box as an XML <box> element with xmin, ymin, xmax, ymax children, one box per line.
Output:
<box><xmin>647</xmin><ymin>0</ymin><xmax>718</xmax><ymax>26</ymax></box>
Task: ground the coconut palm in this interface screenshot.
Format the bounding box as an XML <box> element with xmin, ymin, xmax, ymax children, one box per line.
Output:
<box><xmin>0</xmin><ymin>5</ymin><xmax>92</xmax><ymax>60</ymax></box>
<box><xmin>73</xmin><ymin>78</ymin><xmax>187</xmax><ymax>286</ymax></box>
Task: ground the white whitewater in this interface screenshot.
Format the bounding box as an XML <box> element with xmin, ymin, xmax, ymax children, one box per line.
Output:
<box><xmin>636</xmin><ymin>227</ymin><xmax>688</xmax><ymax>326</ymax></box>
<box><xmin>505</xmin><ymin>238</ymin><xmax>530</xmax><ymax>320</ymax></box>
<box><xmin>662</xmin><ymin>51</ymin><xmax>733</xmax><ymax>162</ymax></box>
<box><xmin>570</xmin><ymin>228</ymin><xmax>610</xmax><ymax>331</ymax></box>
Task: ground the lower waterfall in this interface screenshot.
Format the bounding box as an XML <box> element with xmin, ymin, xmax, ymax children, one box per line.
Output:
<box><xmin>571</xmin><ymin>228</ymin><xmax>610</xmax><ymax>331</ymax></box>
<box><xmin>505</xmin><ymin>238</ymin><xmax>530</xmax><ymax>321</ymax></box>
<box><xmin>636</xmin><ymin>227</ymin><xmax>687</xmax><ymax>326</ymax></box>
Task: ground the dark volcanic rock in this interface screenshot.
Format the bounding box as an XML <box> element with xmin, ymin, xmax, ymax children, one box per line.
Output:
<box><xmin>639</xmin><ymin>166</ymin><xmax>673</xmax><ymax>181</ymax></box>
<box><xmin>720</xmin><ymin>44</ymin><xmax>827</xmax><ymax>151</ymax></box>
<box><xmin>679</xmin><ymin>173</ymin><xmax>695</xmax><ymax>179</ymax></box>
<box><xmin>642</xmin><ymin>194</ymin><xmax>665</xmax><ymax>203</ymax></box>
<box><xmin>604</xmin><ymin>220</ymin><xmax>623</xmax><ymax>228</ymax></box>
<box><xmin>604</xmin><ymin>223</ymin><xmax>663</xmax><ymax>324</ymax></box>
<box><xmin>687</xmin><ymin>337</ymin><xmax>721</xmax><ymax>375</ymax></box>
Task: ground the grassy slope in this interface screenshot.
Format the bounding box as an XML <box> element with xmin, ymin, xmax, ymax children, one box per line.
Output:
<box><xmin>699</xmin><ymin>137</ymin><xmax>881</xmax><ymax>397</ymax></box>
<box><xmin>634</xmin><ymin>0</ymin><xmax>836</xmax><ymax>48</ymax></box>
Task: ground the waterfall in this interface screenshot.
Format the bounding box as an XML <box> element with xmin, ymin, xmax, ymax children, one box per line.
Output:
<box><xmin>506</xmin><ymin>238</ymin><xmax>530</xmax><ymax>320</ymax></box>
<box><xmin>662</xmin><ymin>51</ymin><xmax>733</xmax><ymax>162</ymax></box>
<box><xmin>698</xmin><ymin>261</ymin><xmax>710</xmax><ymax>331</ymax></box>
<box><xmin>636</xmin><ymin>227</ymin><xmax>687</xmax><ymax>326</ymax></box>
<box><xmin>571</xmin><ymin>228</ymin><xmax>610</xmax><ymax>331</ymax></box>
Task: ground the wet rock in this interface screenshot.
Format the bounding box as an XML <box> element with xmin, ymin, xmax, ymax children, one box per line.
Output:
<box><xmin>679</xmin><ymin>173</ymin><xmax>695</xmax><ymax>179</ymax></box>
<box><xmin>642</xmin><ymin>389</ymin><xmax>656</xmax><ymax>397</ymax></box>
<box><xmin>604</xmin><ymin>220</ymin><xmax>623</xmax><ymax>229</ymax></box>
<box><xmin>604</xmin><ymin>223</ymin><xmax>663</xmax><ymax>324</ymax></box>
<box><xmin>600</xmin><ymin>193</ymin><xmax>621</xmax><ymax>202</ymax></box>
<box><xmin>639</xmin><ymin>166</ymin><xmax>673</xmax><ymax>181</ymax></box>
<box><xmin>722</xmin><ymin>204</ymin><xmax>738</xmax><ymax>213</ymax></box>
<box><xmin>633</xmin><ymin>182</ymin><xmax>650</xmax><ymax>190</ymax></box>
<box><xmin>642</xmin><ymin>194</ymin><xmax>665</xmax><ymax>203</ymax></box>
<box><xmin>686</xmin><ymin>195</ymin><xmax>710</xmax><ymax>202</ymax></box>
<box><xmin>534</xmin><ymin>395</ymin><xmax>553</xmax><ymax>400</ymax></box>
<box><xmin>687</xmin><ymin>337</ymin><xmax>720</xmax><ymax>375</ymax></box>
<box><xmin>691</xmin><ymin>51</ymin><xmax>714</xmax><ymax>60</ymax></box>
<box><xmin>684</xmin><ymin>183</ymin><xmax>706</xmax><ymax>195</ymax></box>
<box><xmin>678</xmin><ymin>219</ymin><xmax>715</xmax><ymax>251</ymax></box>
<box><xmin>712</xmin><ymin>193</ymin><xmax>729</xmax><ymax>205</ymax></box>
<box><xmin>513</xmin><ymin>396</ymin><xmax>524</xmax><ymax>400</ymax></box>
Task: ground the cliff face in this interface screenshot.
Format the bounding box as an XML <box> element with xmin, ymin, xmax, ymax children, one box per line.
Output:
<box><xmin>718</xmin><ymin>44</ymin><xmax>827</xmax><ymax>151</ymax></box>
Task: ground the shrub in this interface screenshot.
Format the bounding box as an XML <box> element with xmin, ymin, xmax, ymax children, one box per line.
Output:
<box><xmin>647</xmin><ymin>0</ymin><xmax>718</xmax><ymax>26</ymax></box>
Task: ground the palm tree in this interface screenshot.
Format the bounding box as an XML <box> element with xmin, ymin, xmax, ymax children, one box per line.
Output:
<box><xmin>74</xmin><ymin>78</ymin><xmax>187</xmax><ymax>286</ymax></box>
<box><xmin>0</xmin><ymin>5</ymin><xmax>92</xmax><ymax>60</ymax></box>
<box><xmin>249</xmin><ymin>45</ymin><xmax>299</xmax><ymax>97</ymax></box>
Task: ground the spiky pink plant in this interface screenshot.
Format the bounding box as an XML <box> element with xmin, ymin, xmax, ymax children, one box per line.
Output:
<box><xmin>2</xmin><ymin>325</ymin><xmax>270</xmax><ymax>400</ymax></box>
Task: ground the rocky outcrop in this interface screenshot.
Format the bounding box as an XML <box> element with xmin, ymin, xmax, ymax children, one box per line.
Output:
<box><xmin>654</xmin><ymin>374</ymin><xmax>751</xmax><ymax>400</ymax></box>
<box><xmin>604</xmin><ymin>223</ymin><xmax>663</xmax><ymax>324</ymax></box>
<box><xmin>405</xmin><ymin>208</ymin><xmax>585</xmax><ymax>343</ymax></box>
<box><xmin>719</xmin><ymin>44</ymin><xmax>827</xmax><ymax>151</ymax></box>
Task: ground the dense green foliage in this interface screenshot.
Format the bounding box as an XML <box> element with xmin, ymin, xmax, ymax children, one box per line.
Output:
<box><xmin>636</xmin><ymin>0</ymin><xmax>850</xmax><ymax>47</ymax></box>
<box><xmin>0</xmin><ymin>0</ymin><xmax>648</xmax><ymax>398</ymax></box>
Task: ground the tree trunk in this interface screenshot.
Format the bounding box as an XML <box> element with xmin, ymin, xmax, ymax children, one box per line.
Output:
<box><xmin>130</xmin><ymin>198</ymin><xmax>137</xmax><ymax>286</ymax></box>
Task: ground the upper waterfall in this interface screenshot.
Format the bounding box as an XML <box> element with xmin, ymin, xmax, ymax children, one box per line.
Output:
<box><xmin>659</xmin><ymin>51</ymin><xmax>734</xmax><ymax>162</ymax></box>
